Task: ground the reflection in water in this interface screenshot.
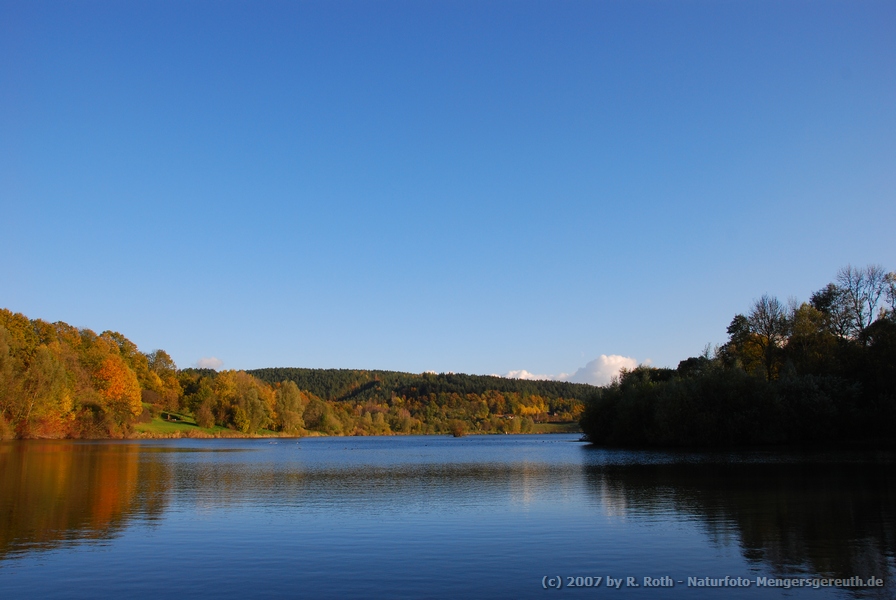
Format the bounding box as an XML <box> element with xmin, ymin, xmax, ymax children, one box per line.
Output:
<box><xmin>0</xmin><ymin>442</ymin><xmax>171</xmax><ymax>558</ymax></box>
<box><xmin>2</xmin><ymin>438</ymin><xmax>894</xmax><ymax>599</ymax></box>
<box><xmin>176</xmin><ymin>461</ymin><xmax>581</xmax><ymax>512</ymax></box>
<box><xmin>583</xmin><ymin>452</ymin><xmax>896</xmax><ymax>588</ymax></box>
<box><xmin>0</xmin><ymin>439</ymin><xmax>583</xmax><ymax>560</ymax></box>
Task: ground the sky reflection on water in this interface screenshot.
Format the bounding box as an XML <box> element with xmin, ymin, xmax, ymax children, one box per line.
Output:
<box><xmin>1</xmin><ymin>436</ymin><xmax>894</xmax><ymax>599</ymax></box>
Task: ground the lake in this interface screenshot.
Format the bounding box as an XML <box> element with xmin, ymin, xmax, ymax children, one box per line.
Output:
<box><xmin>1</xmin><ymin>435</ymin><xmax>894</xmax><ymax>599</ymax></box>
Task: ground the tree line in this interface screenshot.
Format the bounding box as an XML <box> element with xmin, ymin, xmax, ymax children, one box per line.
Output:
<box><xmin>170</xmin><ymin>368</ymin><xmax>587</xmax><ymax>436</ymax></box>
<box><xmin>580</xmin><ymin>265</ymin><xmax>896</xmax><ymax>447</ymax></box>
<box><xmin>0</xmin><ymin>309</ymin><xmax>181</xmax><ymax>438</ymax></box>
<box><xmin>0</xmin><ymin>309</ymin><xmax>587</xmax><ymax>439</ymax></box>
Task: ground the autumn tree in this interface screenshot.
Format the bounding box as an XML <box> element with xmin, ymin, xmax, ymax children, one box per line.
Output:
<box><xmin>145</xmin><ymin>349</ymin><xmax>182</xmax><ymax>410</ymax></box>
<box><xmin>101</xmin><ymin>331</ymin><xmax>153</xmax><ymax>385</ymax></box>
<box><xmin>212</xmin><ymin>370</ymin><xmax>272</xmax><ymax>433</ymax></box>
<box><xmin>785</xmin><ymin>303</ymin><xmax>837</xmax><ymax>375</ymax></box>
<box><xmin>0</xmin><ymin>327</ymin><xmax>13</xmax><ymax>436</ymax></box>
<box><xmin>274</xmin><ymin>380</ymin><xmax>305</xmax><ymax>434</ymax></box>
<box><xmin>95</xmin><ymin>354</ymin><xmax>142</xmax><ymax>419</ymax></box>
<box><xmin>719</xmin><ymin>314</ymin><xmax>764</xmax><ymax>375</ymax></box>
<box><xmin>0</xmin><ymin>314</ymin><xmax>75</xmax><ymax>437</ymax></box>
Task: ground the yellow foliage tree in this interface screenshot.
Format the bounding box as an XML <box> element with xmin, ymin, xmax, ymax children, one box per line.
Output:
<box><xmin>96</xmin><ymin>355</ymin><xmax>142</xmax><ymax>417</ymax></box>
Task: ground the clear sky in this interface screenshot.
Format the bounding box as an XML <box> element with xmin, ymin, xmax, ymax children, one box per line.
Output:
<box><xmin>2</xmin><ymin>0</ymin><xmax>894</xmax><ymax>384</ymax></box>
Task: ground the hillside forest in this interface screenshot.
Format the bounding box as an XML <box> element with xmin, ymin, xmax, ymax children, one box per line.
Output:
<box><xmin>0</xmin><ymin>311</ymin><xmax>588</xmax><ymax>439</ymax></box>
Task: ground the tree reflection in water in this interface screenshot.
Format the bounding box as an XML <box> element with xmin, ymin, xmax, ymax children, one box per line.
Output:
<box><xmin>583</xmin><ymin>452</ymin><xmax>896</xmax><ymax>589</ymax></box>
<box><xmin>3</xmin><ymin>439</ymin><xmax>894</xmax><ymax>599</ymax></box>
<box><xmin>0</xmin><ymin>442</ymin><xmax>171</xmax><ymax>558</ymax></box>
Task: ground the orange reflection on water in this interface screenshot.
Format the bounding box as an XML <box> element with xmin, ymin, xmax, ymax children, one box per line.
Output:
<box><xmin>0</xmin><ymin>442</ymin><xmax>169</xmax><ymax>558</ymax></box>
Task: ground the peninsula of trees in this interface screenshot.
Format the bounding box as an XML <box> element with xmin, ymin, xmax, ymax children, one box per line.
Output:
<box><xmin>580</xmin><ymin>265</ymin><xmax>896</xmax><ymax>447</ymax></box>
<box><xmin>0</xmin><ymin>313</ymin><xmax>588</xmax><ymax>439</ymax></box>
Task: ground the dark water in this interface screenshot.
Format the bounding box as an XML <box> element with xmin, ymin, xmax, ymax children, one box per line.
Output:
<box><xmin>1</xmin><ymin>436</ymin><xmax>894</xmax><ymax>599</ymax></box>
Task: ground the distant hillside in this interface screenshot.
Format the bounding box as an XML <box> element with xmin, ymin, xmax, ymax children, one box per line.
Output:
<box><xmin>247</xmin><ymin>367</ymin><xmax>595</xmax><ymax>404</ymax></box>
<box><xmin>0</xmin><ymin>302</ymin><xmax>591</xmax><ymax>440</ymax></box>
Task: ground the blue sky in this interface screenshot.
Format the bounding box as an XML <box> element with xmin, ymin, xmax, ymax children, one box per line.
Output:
<box><xmin>2</xmin><ymin>0</ymin><xmax>894</xmax><ymax>383</ymax></box>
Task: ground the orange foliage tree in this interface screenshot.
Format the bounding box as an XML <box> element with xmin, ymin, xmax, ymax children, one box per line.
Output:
<box><xmin>95</xmin><ymin>355</ymin><xmax>142</xmax><ymax>418</ymax></box>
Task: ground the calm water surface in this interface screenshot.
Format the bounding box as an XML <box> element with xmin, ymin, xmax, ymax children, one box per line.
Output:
<box><xmin>1</xmin><ymin>435</ymin><xmax>894</xmax><ymax>599</ymax></box>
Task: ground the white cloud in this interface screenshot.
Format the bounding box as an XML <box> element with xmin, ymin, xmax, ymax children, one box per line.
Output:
<box><xmin>501</xmin><ymin>369</ymin><xmax>569</xmax><ymax>381</ymax></box>
<box><xmin>499</xmin><ymin>354</ymin><xmax>638</xmax><ymax>387</ymax></box>
<box><xmin>566</xmin><ymin>355</ymin><xmax>638</xmax><ymax>386</ymax></box>
<box><xmin>196</xmin><ymin>357</ymin><xmax>223</xmax><ymax>370</ymax></box>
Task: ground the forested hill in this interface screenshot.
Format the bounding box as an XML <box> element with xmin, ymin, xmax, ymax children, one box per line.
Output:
<box><xmin>0</xmin><ymin>304</ymin><xmax>589</xmax><ymax>439</ymax></box>
<box><xmin>247</xmin><ymin>367</ymin><xmax>594</xmax><ymax>404</ymax></box>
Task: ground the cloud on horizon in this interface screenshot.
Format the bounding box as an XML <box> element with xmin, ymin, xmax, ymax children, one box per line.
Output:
<box><xmin>501</xmin><ymin>354</ymin><xmax>638</xmax><ymax>386</ymax></box>
<box><xmin>196</xmin><ymin>356</ymin><xmax>224</xmax><ymax>369</ymax></box>
<box><xmin>565</xmin><ymin>355</ymin><xmax>638</xmax><ymax>386</ymax></box>
<box><xmin>501</xmin><ymin>369</ymin><xmax>570</xmax><ymax>382</ymax></box>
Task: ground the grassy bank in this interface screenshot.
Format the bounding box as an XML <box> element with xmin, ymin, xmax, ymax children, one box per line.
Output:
<box><xmin>133</xmin><ymin>411</ymin><xmax>254</xmax><ymax>438</ymax></box>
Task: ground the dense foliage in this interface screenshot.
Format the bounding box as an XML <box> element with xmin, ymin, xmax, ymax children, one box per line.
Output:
<box><xmin>580</xmin><ymin>265</ymin><xmax>896</xmax><ymax>447</ymax></box>
<box><xmin>0</xmin><ymin>311</ymin><xmax>586</xmax><ymax>438</ymax></box>
<box><xmin>0</xmin><ymin>310</ymin><xmax>183</xmax><ymax>439</ymax></box>
<box><xmin>249</xmin><ymin>367</ymin><xmax>591</xmax><ymax>404</ymax></box>
<box><xmin>180</xmin><ymin>367</ymin><xmax>586</xmax><ymax>437</ymax></box>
